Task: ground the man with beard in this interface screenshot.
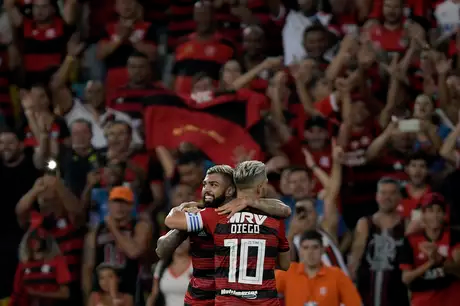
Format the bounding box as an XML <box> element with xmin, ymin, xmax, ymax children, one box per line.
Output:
<box><xmin>349</xmin><ymin>177</ymin><xmax>410</xmax><ymax>306</ymax></box>
<box><xmin>157</xmin><ymin>165</ymin><xmax>290</xmax><ymax>306</ymax></box>
<box><xmin>0</xmin><ymin>129</ymin><xmax>41</xmax><ymax>305</ymax></box>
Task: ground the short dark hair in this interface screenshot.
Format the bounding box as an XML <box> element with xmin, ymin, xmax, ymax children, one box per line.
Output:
<box><xmin>300</xmin><ymin>230</ymin><xmax>323</xmax><ymax>245</ymax></box>
<box><xmin>303</xmin><ymin>23</ymin><xmax>328</xmax><ymax>39</ymax></box>
<box><xmin>96</xmin><ymin>262</ymin><xmax>121</xmax><ymax>277</ymax></box>
<box><xmin>377</xmin><ymin>177</ymin><xmax>401</xmax><ymax>191</ymax></box>
<box><xmin>406</xmin><ymin>151</ymin><xmax>431</xmax><ymax>166</ymax></box>
<box><xmin>177</xmin><ymin>151</ymin><xmax>204</xmax><ymax>166</ymax></box>
<box><xmin>288</xmin><ymin>166</ymin><xmax>312</xmax><ymax>179</ymax></box>
<box><xmin>71</xmin><ymin>118</ymin><xmax>92</xmax><ymax>132</ymax></box>
<box><xmin>129</xmin><ymin>50</ymin><xmax>149</xmax><ymax>60</ymax></box>
<box><xmin>110</xmin><ymin>120</ymin><xmax>132</xmax><ymax>135</ymax></box>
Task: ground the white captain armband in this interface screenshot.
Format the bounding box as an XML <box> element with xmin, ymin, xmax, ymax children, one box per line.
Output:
<box><xmin>185</xmin><ymin>212</ymin><xmax>204</xmax><ymax>232</ymax></box>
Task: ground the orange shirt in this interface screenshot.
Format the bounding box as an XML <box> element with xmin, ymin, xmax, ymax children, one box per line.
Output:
<box><xmin>275</xmin><ymin>263</ymin><xmax>361</xmax><ymax>306</ymax></box>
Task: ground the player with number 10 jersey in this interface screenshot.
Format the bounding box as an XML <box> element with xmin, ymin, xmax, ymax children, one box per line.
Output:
<box><xmin>188</xmin><ymin>161</ymin><xmax>290</xmax><ymax>305</ymax></box>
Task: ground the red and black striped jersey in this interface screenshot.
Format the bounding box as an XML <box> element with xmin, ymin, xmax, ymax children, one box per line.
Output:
<box><xmin>30</xmin><ymin>211</ymin><xmax>84</xmax><ymax>283</ymax></box>
<box><xmin>22</xmin><ymin>17</ymin><xmax>73</xmax><ymax>83</ymax></box>
<box><xmin>173</xmin><ymin>33</ymin><xmax>237</xmax><ymax>94</ymax></box>
<box><xmin>21</xmin><ymin>116</ymin><xmax>70</xmax><ymax>148</ymax></box>
<box><xmin>400</xmin><ymin>228</ymin><xmax>460</xmax><ymax>295</ymax></box>
<box><xmin>0</xmin><ymin>44</ymin><xmax>13</xmax><ymax>126</ymax></box>
<box><xmin>10</xmin><ymin>256</ymin><xmax>71</xmax><ymax>306</ymax></box>
<box><xmin>342</xmin><ymin>121</ymin><xmax>381</xmax><ymax>207</ymax></box>
<box><xmin>198</xmin><ymin>208</ymin><xmax>289</xmax><ymax>305</ymax></box>
<box><xmin>167</xmin><ymin>0</ymin><xmax>196</xmax><ymax>52</ymax></box>
<box><xmin>184</xmin><ymin>230</ymin><xmax>215</xmax><ymax>305</ymax></box>
<box><xmin>107</xmin><ymin>82</ymin><xmax>182</xmax><ymax>121</ymax></box>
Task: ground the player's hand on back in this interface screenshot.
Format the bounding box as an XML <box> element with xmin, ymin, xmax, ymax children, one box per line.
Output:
<box><xmin>216</xmin><ymin>198</ymin><xmax>250</xmax><ymax>218</ymax></box>
<box><xmin>183</xmin><ymin>207</ymin><xmax>201</xmax><ymax>214</ymax></box>
<box><xmin>178</xmin><ymin>201</ymin><xmax>202</xmax><ymax>211</ymax></box>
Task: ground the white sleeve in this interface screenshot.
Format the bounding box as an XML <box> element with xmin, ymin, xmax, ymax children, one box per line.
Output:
<box><xmin>185</xmin><ymin>212</ymin><xmax>204</xmax><ymax>232</ymax></box>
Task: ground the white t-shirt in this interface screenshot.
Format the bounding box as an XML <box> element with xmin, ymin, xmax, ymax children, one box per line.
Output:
<box><xmin>154</xmin><ymin>260</ymin><xmax>193</xmax><ymax>306</ymax></box>
<box><xmin>435</xmin><ymin>0</ymin><xmax>460</xmax><ymax>34</ymax></box>
<box><xmin>64</xmin><ymin>99</ymin><xmax>143</xmax><ymax>149</ymax></box>
<box><xmin>282</xmin><ymin>10</ymin><xmax>332</xmax><ymax>66</ymax></box>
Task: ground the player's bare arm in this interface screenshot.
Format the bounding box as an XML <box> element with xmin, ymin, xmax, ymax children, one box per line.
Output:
<box><xmin>164</xmin><ymin>207</ymin><xmax>205</xmax><ymax>232</ymax></box>
<box><xmin>250</xmin><ymin>198</ymin><xmax>292</xmax><ymax>218</ymax></box>
<box><xmin>156</xmin><ymin>229</ymin><xmax>189</xmax><ymax>259</ymax></box>
<box><xmin>348</xmin><ymin>217</ymin><xmax>369</xmax><ymax>279</ymax></box>
<box><xmin>321</xmin><ymin>142</ymin><xmax>343</xmax><ymax>243</ymax></box>
<box><xmin>277</xmin><ymin>251</ymin><xmax>291</xmax><ymax>271</ymax></box>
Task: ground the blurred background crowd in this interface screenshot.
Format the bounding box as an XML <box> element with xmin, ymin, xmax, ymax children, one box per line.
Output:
<box><xmin>2</xmin><ymin>0</ymin><xmax>460</xmax><ymax>305</ymax></box>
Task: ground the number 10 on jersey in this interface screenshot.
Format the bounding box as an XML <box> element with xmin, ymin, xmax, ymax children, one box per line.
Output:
<box><xmin>224</xmin><ymin>238</ymin><xmax>266</xmax><ymax>285</ymax></box>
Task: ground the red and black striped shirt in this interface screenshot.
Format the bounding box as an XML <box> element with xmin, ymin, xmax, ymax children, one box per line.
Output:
<box><xmin>184</xmin><ymin>230</ymin><xmax>215</xmax><ymax>306</ymax></box>
<box><xmin>10</xmin><ymin>256</ymin><xmax>71</xmax><ymax>306</ymax></box>
<box><xmin>0</xmin><ymin>44</ymin><xmax>13</xmax><ymax>125</ymax></box>
<box><xmin>107</xmin><ymin>82</ymin><xmax>182</xmax><ymax>121</ymax></box>
<box><xmin>22</xmin><ymin>17</ymin><xmax>73</xmax><ymax>83</ymax></box>
<box><xmin>21</xmin><ymin>116</ymin><xmax>70</xmax><ymax>148</ymax></box>
<box><xmin>400</xmin><ymin>228</ymin><xmax>460</xmax><ymax>295</ymax></box>
<box><xmin>30</xmin><ymin>211</ymin><xmax>85</xmax><ymax>283</ymax></box>
<box><xmin>342</xmin><ymin>122</ymin><xmax>381</xmax><ymax>207</ymax></box>
<box><xmin>173</xmin><ymin>32</ymin><xmax>236</xmax><ymax>94</ymax></box>
<box><xmin>167</xmin><ymin>0</ymin><xmax>196</xmax><ymax>52</ymax></box>
<box><xmin>199</xmin><ymin>209</ymin><xmax>289</xmax><ymax>305</ymax></box>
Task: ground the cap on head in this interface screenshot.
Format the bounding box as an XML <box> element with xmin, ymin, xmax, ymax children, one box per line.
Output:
<box><xmin>420</xmin><ymin>192</ymin><xmax>446</xmax><ymax>210</ymax></box>
<box><xmin>109</xmin><ymin>186</ymin><xmax>134</xmax><ymax>204</ymax></box>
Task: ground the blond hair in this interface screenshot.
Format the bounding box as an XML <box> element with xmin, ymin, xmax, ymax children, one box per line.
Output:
<box><xmin>233</xmin><ymin>161</ymin><xmax>267</xmax><ymax>190</ymax></box>
<box><xmin>18</xmin><ymin>230</ymin><xmax>62</xmax><ymax>262</ymax></box>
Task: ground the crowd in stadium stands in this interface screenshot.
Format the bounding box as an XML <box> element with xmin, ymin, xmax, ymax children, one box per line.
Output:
<box><xmin>3</xmin><ymin>0</ymin><xmax>460</xmax><ymax>305</ymax></box>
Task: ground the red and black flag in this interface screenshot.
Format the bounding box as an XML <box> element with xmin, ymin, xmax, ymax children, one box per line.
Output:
<box><xmin>144</xmin><ymin>92</ymin><xmax>266</xmax><ymax>165</ymax></box>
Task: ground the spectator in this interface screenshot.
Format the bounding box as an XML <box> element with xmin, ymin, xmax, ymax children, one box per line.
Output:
<box><xmin>399</xmin><ymin>152</ymin><xmax>432</xmax><ymax>220</ymax></box>
<box><xmin>287</xmin><ymin>142</ymin><xmax>349</xmax><ymax>272</ymax></box>
<box><xmin>84</xmin><ymin>162</ymin><xmax>136</xmax><ymax>226</ymax></box>
<box><xmin>368</xmin><ymin>0</ymin><xmax>407</xmax><ymax>55</ymax></box>
<box><xmin>147</xmin><ymin>239</ymin><xmax>192</xmax><ymax>306</ymax></box>
<box><xmin>171</xmin><ymin>1</ymin><xmax>237</xmax><ymax>94</ymax></box>
<box><xmin>283</xmin><ymin>0</ymin><xmax>331</xmax><ymax>65</ymax></box>
<box><xmin>19</xmin><ymin>85</ymin><xmax>70</xmax><ymax>165</ymax></box>
<box><xmin>275</xmin><ymin>230</ymin><xmax>362</xmax><ymax>306</ymax></box>
<box><xmin>0</xmin><ymin>129</ymin><xmax>41</xmax><ymax>305</ymax></box>
<box><xmin>0</xmin><ymin>41</ymin><xmax>20</xmax><ymax>127</ymax></box>
<box><xmin>107</xmin><ymin>51</ymin><xmax>182</xmax><ymax>132</ymax></box>
<box><xmin>97</xmin><ymin>0</ymin><xmax>156</xmax><ymax>93</ymax></box>
<box><xmin>349</xmin><ymin>177</ymin><xmax>410</xmax><ymax>306</ymax></box>
<box><xmin>53</xmin><ymin>75</ymin><xmax>142</xmax><ymax>149</ymax></box>
<box><xmin>281</xmin><ymin>167</ymin><xmax>313</xmax><ymax>225</ymax></box>
<box><xmin>399</xmin><ymin>192</ymin><xmax>460</xmax><ymax>306</ymax></box>
<box><xmin>83</xmin><ymin>186</ymin><xmax>152</xmax><ymax>300</ymax></box>
<box><xmin>15</xmin><ymin>175</ymin><xmax>86</xmax><ymax>305</ymax></box>
<box><xmin>87</xmin><ymin>263</ymin><xmax>134</xmax><ymax>306</ymax></box>
<box><xmin>9</xmin><ymin>225</ymin><xmax>71</xmax><ymax>306</ymax></box>
<box><xmin>59</xmin><ymin>119</ymin><xmax>101</xmax><ymax>197</ymax></box>
<box><xmin>80</xmin><ymin>0</ymin><xmax>117</xmax><ymax>81</ymax></box>
<box><xmin>4</xmin><ymin>0</ymin><xmax>77</xmax><ymax>85</ymax></box>
<box><xmin>175</xmin><ymin>152</ymin><xmax>207</xmax><ymax>200</ymax></box>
